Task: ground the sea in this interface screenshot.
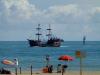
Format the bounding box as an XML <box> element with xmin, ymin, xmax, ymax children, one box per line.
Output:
<box><xmin>0</xmin><ymin>41</ymin><xmax>100</xmax><ymax>71</ymax></box>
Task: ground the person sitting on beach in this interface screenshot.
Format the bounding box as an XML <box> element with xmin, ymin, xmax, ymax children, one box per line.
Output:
<box><xmin>48</xmin><ymin>65</ymin><xmax>53</xmax><ymax>73</ymax></box>
<box><xmin>0</xmin><ymin>68</ymin><xmax>15</xmax><ymax>75</ymax></box>
<box><xmin>0</xmin><ymin>68</ymin><xmax>11</xmax><ymax>74</ymax></box>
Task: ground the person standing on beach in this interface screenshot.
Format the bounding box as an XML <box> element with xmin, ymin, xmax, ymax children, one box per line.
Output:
<box><xmin>57</xmin><ymin>64</ymin><xmax>62</xmax><ymax>73</ymax></box>
<box><xmin>45</xmin><ymin>55</ymin><xmax>50</xmax><ymax>67</ymax></box>
<box><xmin>62</xmin><ymin>65</ymin><xmax>68</xmax><ymax>73</ymax></box>
<box><xmin>14</xmin><ymin>58</ymin><xmax>18</xmax><ymax>67</ymax></box>
<box><xmin>48</xmin><ymin>65</ymin><xmax>53</xmax><ymax>73</ymax></box>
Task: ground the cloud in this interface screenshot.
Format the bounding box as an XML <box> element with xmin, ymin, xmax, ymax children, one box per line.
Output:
<box><xmin>42</xmin><ymin>4</ymin><xmax>83</xmax><ymax>24</ymax></box>
<box><xmin>89</xmin><ymin>7</ymin><xmax>100</xmax><ymax>24</ymax></box>
<box><xmin>0</xmin><ymin>0</ymin><xmax>36</xmax><ymax>20</ymax></box>
<box><xmin>0</xmin><ymin>0</ymin><xmax>100</xmax><ymax>41</ymax></box>
<box><xmin>0</xmin><ymin>0</ymin><xmax>84</xmax><ymax>24</ymax></box>
<box><xmin>47</xmin><ymin>4</ymin><xmax>80</xmax><ymax>16</ymax></box>
<box><xmin>0</xmin><ymin>0</ymin><xmax>100</xmax><ymax>25</ymax></box>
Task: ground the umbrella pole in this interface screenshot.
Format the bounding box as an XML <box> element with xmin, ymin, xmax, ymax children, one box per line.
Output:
<box><xmin>62</xmin><ymin>71</ymin><xmax>64</xmax><ymax>75</ymax></box>
<box><xmin>62</xmin><ymin>67</ymin><xmax>63</xmax><ymax>75</ymax></box>
<box><xmin>61</xmin><ymin>65</ymin><xmax>64</xmax><ymax>75</ymax></box>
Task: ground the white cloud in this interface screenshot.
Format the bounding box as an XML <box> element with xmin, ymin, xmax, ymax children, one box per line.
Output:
<box><xmin>0</xmin><ymin>0</ymin><xmax>100</xmax><ymax>41</ymax></box>
<box><xmin>0</xmin><ymin>0</ymin><xmax>84</xmax><ymax>24</ymax></box>
<box><xmin>94</xmin><ymin>7</ymin><xmax>100</xmax><ymax>12</ymax></box>
<box><xmin>0</xmin><ymin>0</ymin><xmax>38</xmax><ymax>20</ymax></box>
<box><xmin>0</xmin><ymin>0</ymin><xmax>100</xmax><ymax>24</ymax></box>
<box><xmin>88</xmin><ymin>7</ymin><xmax>100</xmax><ymax>24</ymax></box>
<box><xmin>42</xmin><ymin>4</ymin><xmax>83</xmax><ymax>24</ymax></box>
<box><xmin>47</xmin><ymin>4</ymin><xmax>80</xmax><ymax>16</ymax></box>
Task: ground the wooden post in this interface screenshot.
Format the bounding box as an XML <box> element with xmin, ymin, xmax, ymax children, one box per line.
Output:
<box><xmin>20</xmin><ymin>67</ymin><xmax>21</xmax><ymax>74</ymax></box>
<box><xmin>15</xmin><ymin>68</ymin><xmax>17</xmax><ymax>75</ymax></box>
<box><xmin>80</xmin><ymin>56</ymin><xmax>82</xmax><ymax>75</ymax></box>
<box><xmin>76</xmin><ymin>51</ymin><xmax>86</xmax><ymax>75</ymax></box>
<box><xmin>62</xmin><ymin>69</ymin><xmax>64</xmax><ymax>75</ymax></box>
<box><xmin>31</xmin><ymin>65</ymin><xmax>32</xmax><ymax>75</ymax></box>
<box><xmin>61</xmin><ymin>65</ymin><xmax>64</xmax><ymax>75</ymax></box>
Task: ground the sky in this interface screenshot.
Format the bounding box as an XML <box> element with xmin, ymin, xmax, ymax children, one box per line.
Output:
<box><xmin>0</xmin><ymin>0</ymin><xmax>100</xmax><ymax>41</ymax></box>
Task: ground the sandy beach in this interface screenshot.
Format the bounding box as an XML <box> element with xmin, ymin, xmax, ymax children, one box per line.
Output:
<box><xmin>6</xmin><ymin>70</ymin><xmax>99</xmax><ymax>75</ymax></box>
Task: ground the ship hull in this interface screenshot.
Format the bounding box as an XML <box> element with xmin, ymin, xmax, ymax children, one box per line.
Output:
<box><xmin>28</xmin><ymin>39</ymin><xmax>61</xmax><ymax>47</ymax></box>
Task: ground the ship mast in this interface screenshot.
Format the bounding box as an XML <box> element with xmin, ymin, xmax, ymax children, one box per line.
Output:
<box><xmin>36</xmin><ymin>24</ymin><xmax>42</xmax><ymax>41</ymax></box>
<box><xmin>46</xmin><ymin>24</ymin><xmax>52</xmax><ymax>40</ymax></box>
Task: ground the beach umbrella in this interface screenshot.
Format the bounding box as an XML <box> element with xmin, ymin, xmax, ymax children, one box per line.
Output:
<box><xmin>58</xmin><ymin>55</ymin><xmax>74</xmax><ymax>61</ymax></box>
<box><xmin>58</xmin><ymin>55</ymin><xmax>74</xmax><ymax>75</ymax></box>
<box><xmin>1</xmin><ymin>59</ymin><xmax>15</xmax><ymax>66</ymax></box>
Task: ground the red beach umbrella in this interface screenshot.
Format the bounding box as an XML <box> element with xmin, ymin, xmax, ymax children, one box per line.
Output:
<box><xmin>58</xmin><ymin>55</ymin><xmax>74</xmax><ymax>61</ymax></box>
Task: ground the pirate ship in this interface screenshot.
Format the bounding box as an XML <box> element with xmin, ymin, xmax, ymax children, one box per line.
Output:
<box><xmin>28</xmin><ymin>24</ymin><xmax>64</xmax><ymax>47</ymax></box>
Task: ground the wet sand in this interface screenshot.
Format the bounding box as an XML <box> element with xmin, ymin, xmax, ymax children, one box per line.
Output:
<box><xmin>9</xmin><ymin>70</ymin><xmax>100</xmax><ymax>75</ymax></box>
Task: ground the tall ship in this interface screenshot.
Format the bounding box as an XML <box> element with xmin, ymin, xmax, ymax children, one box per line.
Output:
<box><xmin>27</xmin><ymin>24</ymin><xmax>64</xmax><ymax>47</ymax></box>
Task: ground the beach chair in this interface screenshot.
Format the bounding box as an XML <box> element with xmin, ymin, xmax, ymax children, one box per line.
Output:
<box><xmin>0</xmin><ymin>68</ymin><xmax>15</xmax><ymax>75</ymax></box>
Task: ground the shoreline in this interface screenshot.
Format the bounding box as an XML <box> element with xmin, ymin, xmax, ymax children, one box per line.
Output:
<box><xmin>13</xmin><ymin>70</ymin><xmax>100</xmax><ymax>75</ymax></box>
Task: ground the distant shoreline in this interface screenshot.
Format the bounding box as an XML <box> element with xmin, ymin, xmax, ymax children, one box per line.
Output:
<box><xmin>0</xmin><ymin>41</ymin><xmax>100</xmax><ymax>42</ymax></box>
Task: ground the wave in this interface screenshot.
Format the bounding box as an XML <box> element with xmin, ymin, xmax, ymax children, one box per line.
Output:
<box><xmin>60</xmin><ymin>45</ymin><xmax>69</xmax><ymax>47</ymax></box>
